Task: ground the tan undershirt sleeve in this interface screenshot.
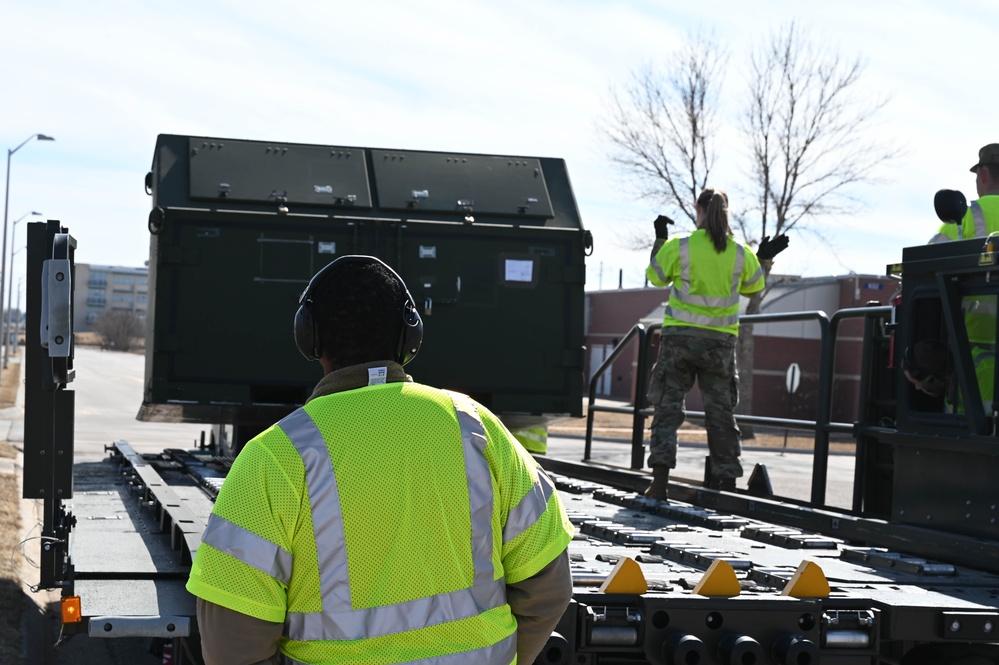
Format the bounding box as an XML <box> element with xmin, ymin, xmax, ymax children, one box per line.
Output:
<box><xmin>506</xmin><ymin>549</ymin><xmax>574</xmax><ymax>665</ymax></box>
<box><xmin>196</xmin><ymin>598</ymin><xmax>284</xmax><ymax>665</ymax></box>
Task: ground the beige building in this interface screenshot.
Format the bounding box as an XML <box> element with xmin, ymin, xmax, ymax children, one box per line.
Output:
<box><xmin>73</xmin><ymin>263</ymin><xmax>149</xmax><ymax>332</ymax></box>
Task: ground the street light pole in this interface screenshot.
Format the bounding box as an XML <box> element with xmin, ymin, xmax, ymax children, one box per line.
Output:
<box><xmin>4</xmin><ymin>212</ymin><xmax>40</xmax><ymax>368</ymax></box>
<box><xmin>12</xmin><ymin>277</ymin><xmax>23</xmax><ymax>355</ymax></box>
<box><xmin>1</xmin><ymin>134</ymin><xmax>54</xmax><ymax>382</ymax></box>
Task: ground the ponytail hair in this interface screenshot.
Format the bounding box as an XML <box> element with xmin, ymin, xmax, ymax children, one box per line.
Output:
<box><xmin>696</xmin><ymin>188</ymin><xmax>731</xmax><ymax>253</ymax></box>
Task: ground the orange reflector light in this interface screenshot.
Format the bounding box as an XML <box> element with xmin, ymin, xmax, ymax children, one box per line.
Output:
<box><xmin>61</xmin><ymin>596</ymin><xmax>82</xmax><ymax>624</ymax></box>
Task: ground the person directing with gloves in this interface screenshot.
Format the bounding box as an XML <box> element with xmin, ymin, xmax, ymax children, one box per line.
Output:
<box><xmin>187</xmin><ymin>255</ymin><xmax>574</xmax><ymax>665</ymax></box>
<box><xmin>643</xmin><ymin>188</ymin><xmax>788</xmax><ymax>500</ymax></box>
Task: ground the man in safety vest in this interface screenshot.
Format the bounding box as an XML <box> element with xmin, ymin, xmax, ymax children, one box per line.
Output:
<box><xmin>929</xmin><ymin>143</ymin><xmax>999</xmax><ymax>243</ymax></box>
<box><xmin>643</xmin><ymin>189</ymin><xmax>788</xmax><ymax>500</ymax></box>
<box><xmin>928</xmin><ymin>144</ymin><xmax>999</xmax><ymax>348</ymax></box>
<box><xmin>187</xmin><ymin>256</ymin><xmax>574</xmax><ymax>665</ymax></box>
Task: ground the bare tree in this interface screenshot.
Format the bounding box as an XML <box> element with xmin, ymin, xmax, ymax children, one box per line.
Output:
<box><xmin>597</xmin><ymin>33</ymin><xmax>728</xmax><ymax>250</ymax></box>
<box><xmin>597</xmin><ymin>22</ymin><xmax>898</xmax><ymax>440</ymax></box>
<box><xmin>735</xmin><ymin>21</ymin><xmax>900</xmax><ymax>434</ymax></box>
<box><xmin>736</xmin><ymin>21</ymin><xmax>896</xmax><ymax>244</ymax></box>
<box><xmin>92</xmin><ymin>310</ymin><xmax>145</xmax><ymax>352</ymax></box>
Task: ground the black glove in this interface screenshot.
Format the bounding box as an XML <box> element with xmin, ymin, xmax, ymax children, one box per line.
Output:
<box><xmin>757</xmin><ymin>233</ymin><xmax>789</xmax><ymax>261</ymax></box>
<box><xmin>654</xmin><ymin>215</ymin><xmax>675</xmax><ymax>239</ymax></box>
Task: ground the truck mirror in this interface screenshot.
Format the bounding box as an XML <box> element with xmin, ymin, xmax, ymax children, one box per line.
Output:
<box><xmin>934</xmin><ymin>189</ymin><xmax>968</xmax><ymax>224</ymax></box>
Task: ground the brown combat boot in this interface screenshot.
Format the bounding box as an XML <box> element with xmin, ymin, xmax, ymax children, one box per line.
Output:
<box><xmin>644</xmin><ymin>466</ymin><xmax>670</xmax><ymax>501</ymax></box>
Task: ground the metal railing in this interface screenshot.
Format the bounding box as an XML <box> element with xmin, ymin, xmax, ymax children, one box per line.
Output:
<box><xmin>584</xmin><ymin>305</ymin><xmax>893</xmax><ymax>507</ymax></box>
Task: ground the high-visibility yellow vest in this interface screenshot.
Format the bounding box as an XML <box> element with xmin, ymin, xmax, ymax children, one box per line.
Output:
<box><xmin>963</xmin><ymin>295</ymin><xmax>997</xmax><ymax>346</ymax></box>
<box><xmin>512</xmin><ymin>426</ymin><xmax>548</xmax><ymax>454</ymax></box>
<box><xmin>927</xmin><ymin>197</ymin><xmax>999</xmax><ymax>344</ymax></box>
<box><xmin>187</xmin><ymin>382</ymin><xmax>573</xmax><ymax>665</ymax></box>
<box><xmin>646</xmin><ymin>229</ymin><xmax>765</xmax><ymax>336</ymax></box>
<box><xmin>948</xmin><ymin>346</ymin><xmax>996</xmax><ymax>415</ymax></box>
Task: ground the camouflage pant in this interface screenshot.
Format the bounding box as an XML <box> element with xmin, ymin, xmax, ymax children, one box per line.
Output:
<box><xmin>646</xmin><ymin>331</ymin><xmax>743</xmax><ymax>480</ymax></box>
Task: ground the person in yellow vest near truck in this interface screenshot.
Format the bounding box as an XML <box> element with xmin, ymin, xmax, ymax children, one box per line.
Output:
<box><xmin>505</xmin><ymin>417</ymin><xmax>549</xmax><ymax>455</ymax></box>
<box><xmin>643</xmin><ymin>188</ymin><xmax>788</xmax><ymax>501</ymax></box>
<box><xmin>928</xmin><ymin>143</ymin><xmax>999</xmax><ymax>243</ymax></box>
<box><xmin>928</xmin><ymin>144</ymin><xmax>999</xmax><ymax>348</ymax></box>
<box><xmin>186</xmin><ymin>255</ymin><xmax>574</xmax><ymax>665</ymax></box>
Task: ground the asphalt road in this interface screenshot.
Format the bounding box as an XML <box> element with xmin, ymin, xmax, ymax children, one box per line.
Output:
<box><xmin>69</xmin><ymin>348</ymin><xmax>208</xmax><ymax>459</ymax></box>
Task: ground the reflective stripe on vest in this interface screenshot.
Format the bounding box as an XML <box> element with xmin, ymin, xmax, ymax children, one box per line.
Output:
<box><xmin>972</xmin><ymin>201</ymin><xmax>986</xmax><ymax>237</ymax></box>
<box><xmin>649</xmin><ymin>255</ymin><xmax>669</xmax><ymax>284</ymax></box>
<box><xmin>201</xmin><ymin>514</ymin><xmax>294</xmax><ymax>585</ymax></box>
<box><xmin>665</xmin><ymin>238</ymin><xmax>745</xmax><ymax>328</ymax></box>
<box><xmin>504</xmin><ymin>466</ymin><xmax>555</xmax><ymax>543</ymax></box>
<box><xmin>514</xmin><ymin>428</ymin><xmax>547</xmax><ymax>445</ymax></box>
<box><xmin>964</xmin><ymin>296</ymin><xmax>998</xmax><ymax>317</ymax></box>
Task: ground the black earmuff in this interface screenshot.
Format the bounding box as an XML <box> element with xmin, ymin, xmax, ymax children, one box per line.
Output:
<box><xmin>294</xmin><ymin>295</ymin><xmax>322</xmax><ymax>361</ymax></box>
<box><xmin>397</xmin><ymin>297</ymin><xmax>423</xmax><ymax>365</ymax></box>
<box><xmin>293</xmin><ymin>255</ymin><xmax>424</xmax><ymax>365</ymax></box>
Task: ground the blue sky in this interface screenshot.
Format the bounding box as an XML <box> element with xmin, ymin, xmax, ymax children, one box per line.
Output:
<box><xmin>2</xmin><ymin>0</ymin><xmax>996</xmax><ymax>298</ymax></box>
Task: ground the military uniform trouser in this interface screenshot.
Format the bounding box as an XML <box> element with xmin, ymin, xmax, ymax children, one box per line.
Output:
<box><xmin>646</xmin><ymin>331</ymin><xmax>743</xmax><ymax>480</ymax></box>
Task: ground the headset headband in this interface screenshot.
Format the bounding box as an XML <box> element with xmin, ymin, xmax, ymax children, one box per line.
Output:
<box><xmin>293</xmin><ymin>255</ymin><xmax>423</xmax><ymax>365</ymax></box>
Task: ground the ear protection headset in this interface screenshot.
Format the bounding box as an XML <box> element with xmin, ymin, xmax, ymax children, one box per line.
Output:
<box><xmin>903</xmin><ymin>344</ymin><xmax>948</xmax><ymax>397</ymax></box>
<box><xmin>293</xmin><ymin>255</ymin><xmax>423</xmax><ymax>365</ymax></box>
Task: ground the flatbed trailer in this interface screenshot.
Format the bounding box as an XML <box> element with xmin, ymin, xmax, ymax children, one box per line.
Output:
<box><xmin>61</xmin><ymin>437</ymin><xmax>999</xmax><ymax>664</ymax></box>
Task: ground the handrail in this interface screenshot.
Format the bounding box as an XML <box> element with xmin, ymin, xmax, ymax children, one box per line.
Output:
<box><xmin>584</xmin><ymin>323</ymin><xmax>648</xmax><ymax>463</ymax></box>
<box><xmin>811</xmin><ymin>305</ymin><xmax>893</xmax><ymax>504</ymax></box>
<box><xmin>584</xmin><ymin>306</ymin><xmax>893</xmax><ymax>508</ymax></box>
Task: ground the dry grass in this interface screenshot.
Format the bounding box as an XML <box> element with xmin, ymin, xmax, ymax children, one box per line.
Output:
<box><xmin>0</xmin><ymin>358</ymin><xmax>23</xmax><ymax>663</ymax></box>
<box><xmin>0</xmin><ymin>474</ymin><xmax>21</xmax><ymax>664</ymax></box>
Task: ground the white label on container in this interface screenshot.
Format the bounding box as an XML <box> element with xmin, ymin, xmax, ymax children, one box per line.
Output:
<box><xmin>505</xmin><ymin>259</ymin><xmax>534</xmax><ymax>282</ymax></box>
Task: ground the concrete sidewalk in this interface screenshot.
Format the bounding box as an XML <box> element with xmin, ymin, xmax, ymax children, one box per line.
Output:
<box><xmin>545</xmin><ymin>431</ymin><xmax>857</xmax><ymax>510</ymax></box>
<box><xmin>0</xmin><ymin>355</ymin><xmax>25</xmax><ymax>474</ymax></box>
<box><xmin>0</xmin><ymin>402</ymin><xmax>25</xmax><ymax>475</ymax></box>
